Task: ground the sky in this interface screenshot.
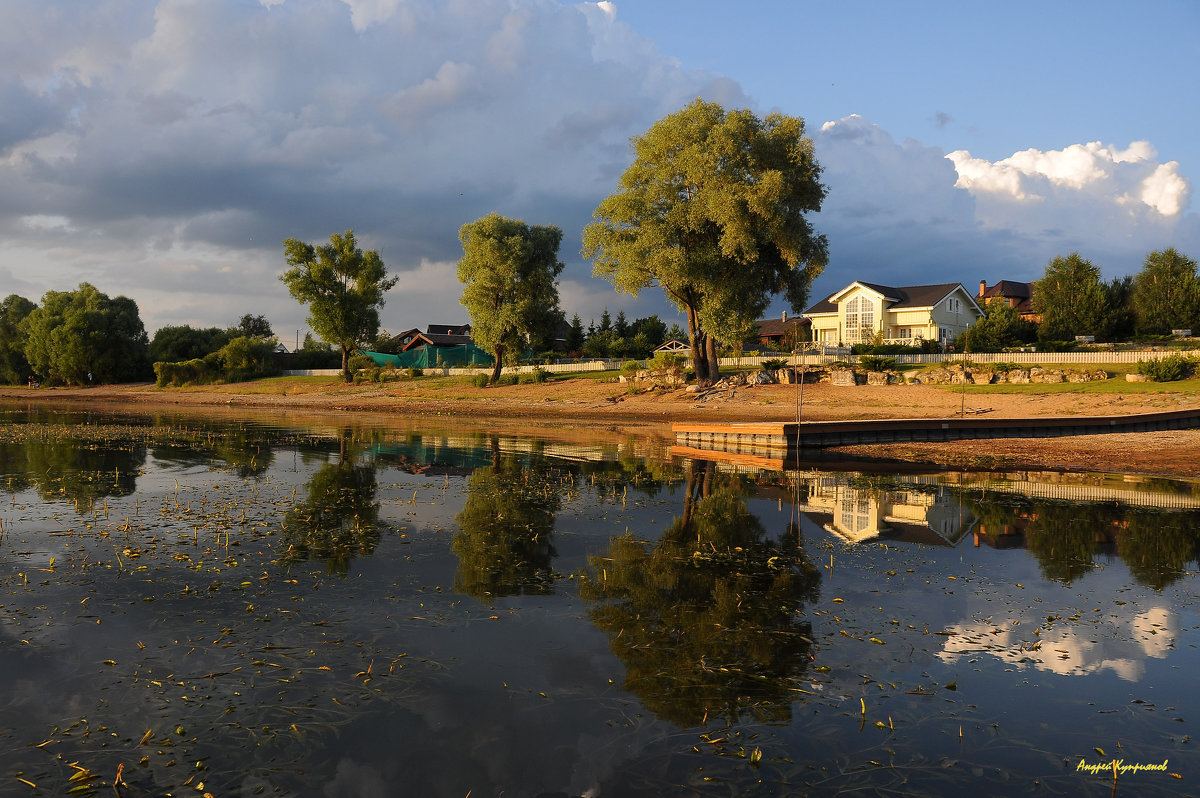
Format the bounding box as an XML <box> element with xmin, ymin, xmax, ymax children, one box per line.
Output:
<box><xmin>1</xmin><ymin>0</ymin><xmax>1197</xmax><ymax>343</ymax></box>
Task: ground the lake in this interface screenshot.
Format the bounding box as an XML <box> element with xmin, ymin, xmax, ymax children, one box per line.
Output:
<box><xmin>0</xmin><ymin>404</ymin><xmax>1196</xmax><ymax>797</ymax></box>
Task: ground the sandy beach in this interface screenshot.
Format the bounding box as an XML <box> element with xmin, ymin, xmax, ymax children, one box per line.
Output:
<box><xmin>3</xmin><ymin>375</ymin><xmax>1199</xmax><ymax>478</ymax></box>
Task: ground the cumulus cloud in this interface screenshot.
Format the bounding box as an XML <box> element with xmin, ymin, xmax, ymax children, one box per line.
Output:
<box><xmin>802</xmin><ymin>116</ymin><xmax>1198</xmax><ymax>302</ymax></box>
<box><xmin>0</xmin><ymin>0</ymin><xmax>747</xmax><ymax>333</ymax></box>
<box><xmin>0</xmin><ymin>0</ymin><xmax>1195</xmax><ymax>337</ymax></box>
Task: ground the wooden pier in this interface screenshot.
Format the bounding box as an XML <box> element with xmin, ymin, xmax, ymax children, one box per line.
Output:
<box><xmin>673</xmin><ymin>408</ymin><xmax>1200</xmax><ymax>453</ymax></box>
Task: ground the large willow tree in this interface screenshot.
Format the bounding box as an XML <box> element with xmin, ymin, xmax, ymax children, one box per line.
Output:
<box><xmin>582</xmin><ymin>99</ymin><xmax>828</xmax><ymax>383</ymax></box>
<box><xmin>281</xmin><ymin>230</ymin><xmax>396</xmax><ymax>382</ymax></box>
<box><xmin>458</xmin><ymin>214</ymin><xmax>565</xmax><ymax>385</ymax></box>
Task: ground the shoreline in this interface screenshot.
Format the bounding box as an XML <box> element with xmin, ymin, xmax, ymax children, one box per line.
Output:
<box><xmin>2</xmin><ymin>377</ymin><xmax>1199</xmax><ymax>479</ymax></box>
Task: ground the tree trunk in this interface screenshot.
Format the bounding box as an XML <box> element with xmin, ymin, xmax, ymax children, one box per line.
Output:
<box><xmin>705</xmin><ymin>334</ymin><xmax>720</xmax><ymax>381</ymax></box>
<box><xmin>686</xmin><ymin>305</ymin><xmax>709</xmax><ymax>385</ymax></box>
<box><xmin>489</xmin><ymin>344</ymin><xmax>504</xmax><ymax>385</ymax></box>
<box><xmin>341</xmin><ymin>345</ymin><xmax>352</xmax><ymax>383</ymax></box>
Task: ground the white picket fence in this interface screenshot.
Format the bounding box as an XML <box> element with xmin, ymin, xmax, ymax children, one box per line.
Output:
<box><xmin>283</xmin><ymin>348</ymin><xmax>1194</xmax><ymax>379</ymax></box>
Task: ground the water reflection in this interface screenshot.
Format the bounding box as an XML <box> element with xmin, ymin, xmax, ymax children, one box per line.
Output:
<box><xmin>796</xmin><ymin>473</ymin><xmax>975</xmax><ymax>545</ymax></box>
<box><xmin>580</xmin><ymin>460</ymin><xmax>821</xmax><ymax>726</ymax></box>
<box><xmin>281</xmin><ymin>435</ymin><xmax>385</xmax><ymax>575</ymax></box>
<box><xmin>453</xmin><ymin>450</ymin><xmax>566</xmax><ymax>598</ymax></box>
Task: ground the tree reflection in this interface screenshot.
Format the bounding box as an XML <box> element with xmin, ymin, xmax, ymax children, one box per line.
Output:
<box><xmin>1117</xmin><ymin>509</ymin><xmax>1200</xmax><ymax>591</ymax></box>
<box><xmin>580</xmin><ymin>460</ymin><xmax>821</xmax><ymax>727</ymax></box>
<box><xmin>452</xmin><ymin>451</ymin><xmax>566</xmax><ymax>598</ymax></box>
<box><xmin>0</xmin><ymin>433</ymin><xmax>145</xmax><ymax>506</ymax></box>
<box><xmin>280</xmin><ymin>445</ymin><xmax>383</xmax><ymax>576</ymax></box>
<box><xmin>971</xmin><ymin>496</ymin><xmax>1200</xmax><ymax>589</ymax></box>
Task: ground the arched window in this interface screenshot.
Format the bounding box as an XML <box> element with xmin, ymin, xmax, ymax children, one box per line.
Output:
<box><xmin>844</xmin><ymin>296</ymin><xmax>874</xmax><ymax>341</ymax></box>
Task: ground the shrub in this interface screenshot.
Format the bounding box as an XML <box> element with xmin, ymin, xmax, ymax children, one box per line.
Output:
<box><xmin>1138</xmin><ymin>353</ymin><xmax>1198</xmax><ymax>382</ymax></box>
<box><xmin>347</xmin><ymin>353</ymin><xmax>376</xmax><ymax>372</ymax></box>
<box><xmin>471</xmin><ymin>373</ymin><xmax>490</xmax><ymax>388</ymax></box>
<box><xmin>620</xmin><ymin>359</ymin><xmax>644</xmax><ymax>376</ymax></box>
<box><xmin>405</xmin><ymin>367</ymin><xmax>423</xmax><ymax>378</ymax></box>
<box><xmin>828</xmin><ymin>360</ymin><xmax>853</xmax><ymax>370</ymax></box>
<box><xmin>495</xmin><ymin>374</ymin><xmax>519</xmax><ymax>386</ymax></box>
<box><xmin>760</xmin><ymin>358</ymin><xmax>786</xmax><ymax>372</ymax></box>
<box><xmin>859</xmin><ymin>355</ymin><xmax>896</xmax><ymax>372</ymax></box>
<box><xmin>647</xmin><ymin>351</ymin><xmax>686</xmax><ymax>371</ymax></box>
<box><xmin>519</xmin><ymin>367</ymin><xmax>549</xmax><ymax>384</ymax></box>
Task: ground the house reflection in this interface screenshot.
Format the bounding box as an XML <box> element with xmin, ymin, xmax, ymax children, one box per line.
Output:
<box><xmin>796</xmin><ymin>476</ymin><xmax>976</xmax><ymax>546</ymax></box>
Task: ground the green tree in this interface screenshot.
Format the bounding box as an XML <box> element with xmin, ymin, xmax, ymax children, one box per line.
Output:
<box><xmin>457</xmin><ymin>213</ymin><xmax>565</xmax><ymax>384</ymax></box>
<box><xmin>582</xmin><ymin>99</ymin><xmax>828</xmax><ymax>384</ymax></box>
<box><xmin>1103</xmin><ymin>274</ymin><xmax>1136</xmax><ymax>341</ymax></box>
<box><xmin>148</xmin><ymin>324</ymin><xmax>232</xmax><ymax>364</ymax></box>
<box><xmin>235</xmin><ymin>313</ymin><xmax>275</xmax><ymax>340</ymax></box>
<box><xmin>281</xmin><ymin>230</ymin><xmax>397</xmax><ymax>382</ymax></box>
<box><xmin>957</xmin><ymin>297</ymin><xmax>1036</xmax><ymax>351</ymax></box>
<box><xmin>1132</xmin><ymin>248</ymin><xmax>1200</xmax><ymax>335</ymax></box>
<box><xmin>23</xmin><ymin>283</ymin><xmax>150</xmax><ymax>385</ymax></box>
<box><xmin>0</xmin><ymin>294</ymin><xmax>36</xmax><ymax>384</ymax></box>
<box><xmin>565</xmin><ymin>314</ymin><xmax>586</xmax><ymax>353</ymax></box>
<box><xmin>1034</xmin><ymin>252</ymin><xmax>1108</xmax><ymax>342</ymax></box>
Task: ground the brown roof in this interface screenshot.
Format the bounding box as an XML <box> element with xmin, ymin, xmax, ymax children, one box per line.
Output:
<box><xmin>756</xmin><ymin>317</ymin><xmax>810</xmax><ymax>337</ymax></box>
<box><xmin>980</xmin><ymin>280</ymin><xmax>1036</xmax><ymax>315</ymax></box>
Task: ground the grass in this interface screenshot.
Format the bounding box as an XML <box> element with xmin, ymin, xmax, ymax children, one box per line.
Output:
<box><xmin>941</xmin><ymin>376</ymin><xmax>1200</xmax><ymax>396</ymax></box>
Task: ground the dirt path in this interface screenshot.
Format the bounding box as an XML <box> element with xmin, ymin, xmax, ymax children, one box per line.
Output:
<box><xmin>3</xmin><ymin>377</ymin><xmax>1199</xmax><ymax>478</ymax></box>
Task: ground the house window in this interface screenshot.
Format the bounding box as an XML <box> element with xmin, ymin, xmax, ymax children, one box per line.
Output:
<box><xmin>947</xmin><ymin>297</ymin><xmax>961</xmax><ymax>313</ymax></box>
<box><xmin>844</xmin><ymin>296</ymin><xmax>874</xmax><ymax>342</ymax></box>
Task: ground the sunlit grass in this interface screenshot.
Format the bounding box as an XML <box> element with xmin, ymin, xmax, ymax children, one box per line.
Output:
<box><xmin>941</xmin><ymin>376</ymin><xmax>1200</xmax><ymax>396</ymax></box>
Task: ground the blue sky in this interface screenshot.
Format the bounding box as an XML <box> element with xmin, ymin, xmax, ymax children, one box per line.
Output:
<box><xmin>0</xmin><ymin>0</ymin><xmax>1196</xmax><ymax>338</ymax></box>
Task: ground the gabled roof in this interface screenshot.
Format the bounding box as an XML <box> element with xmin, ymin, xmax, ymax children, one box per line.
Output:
<box><xmin>805</xmin><ymin>282</ymin><xmax>980</xmax><ymax>315</ymax></box>
<box><xmin>427</xmin><ymin>323</ymin><xmax>471</xmax><ymax>336</ymax></box>
<box><xmin>401</xmin><ymin>332</ymin><xmax>474</xmax><ymax>351</ymax></box>
<box><xmin>654</xmin><ymin>339</ymin><xmax>690</xmax><ymax>352</ymax></box>
<box><xmin>981</xmin><ymin>280</ymin><xmax>1032</xmax><ymax>300</ymax></box>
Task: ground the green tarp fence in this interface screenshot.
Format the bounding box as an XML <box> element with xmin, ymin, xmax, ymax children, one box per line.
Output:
<box><xmin>361</xmin><ymin>346</ymin><xmax>495</xmax><ymax>369</ymax></box>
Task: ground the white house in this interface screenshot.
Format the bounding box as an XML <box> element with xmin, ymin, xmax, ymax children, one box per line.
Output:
<box><xmin>803</xmin><ymin>282</ymin><xmax>983</xmax><ymax>346</ymax></box>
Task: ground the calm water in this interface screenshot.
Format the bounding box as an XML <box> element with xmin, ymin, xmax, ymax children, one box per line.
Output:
<box><xmin>0</xmin><ymin>405</ymin><xmax>1197</xmax><ymax>797</ymax></box>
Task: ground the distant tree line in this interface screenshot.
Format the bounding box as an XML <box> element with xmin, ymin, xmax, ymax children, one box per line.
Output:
<box><xmin>955</xmin><ymin>248</ymin><xmax>1199</xmax><ymax>352</ymax></box>
<box><xmin>0</xmin><ymin>282</ymin><xmax>291</xmax><ymax>387</ymax></box>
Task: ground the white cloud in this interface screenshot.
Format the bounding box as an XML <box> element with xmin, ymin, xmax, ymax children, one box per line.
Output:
<box><xmin>948</xmin><ymin>140</ymin><xmax>1192</xmax><ymax>218</ymax></box>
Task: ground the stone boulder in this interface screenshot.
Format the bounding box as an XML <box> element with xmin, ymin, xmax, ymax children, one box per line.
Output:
<box><xmin>829</xmin><ymin>368</ymin><xmax>862</xmax><ymax>386</ymax></box>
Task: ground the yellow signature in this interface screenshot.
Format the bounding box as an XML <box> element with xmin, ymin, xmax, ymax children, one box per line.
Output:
<box><xmin>1077</xmin><ymin>759</ymin><xmax>1169</xmax><ymax>776</ymax></box>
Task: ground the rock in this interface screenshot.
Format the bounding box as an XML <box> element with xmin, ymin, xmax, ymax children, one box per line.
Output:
<box><xmin>902</xmin><ymin>370</ymin><xmax>921</xmax><ymax>384</ymax></box>
<box><xmin>1092</xmin><ymin>370</ymin><xmax>1109</xmax><ymax>381</ymax></box>
<box><xmin>866</xmin><ymin>371</ymin><xmax>892</xmax><ymax>386</ymax></box>
<box><xmin>829</xmin><ymin>368</ymin><xmax>860</xmax><ymax>386</ymax></box>
<box><xmin>747</xmin><ymin>370</ymin><xmax>774</xmax><ymax>386</ymax></box>
<box><xmin>1066</xmin><ymin>370</ymin><xmax>1090</xmax><ymax>383</ymax></box>
<box><xmin>618</xmin><ymin>374</ymin><xmax>629</xmax><ymax>383</ymax></box>
<box><xmin>685</xmin><ymin>383</ymin><xmax>702</xmax><ymax>392</ymax></box>
<box><xmin>1008</xmin><ymin>369</ymin><xmax>1031</xmax><ymax>384</ymax></box>
<box><xmin>1125</xmin><ymin>373</ymin><xmax>1149</xmax><ymax>382</ymax></box>
<box><xmin>969</xmin><ymin>369</ymin><xmax>995</xmax><ymax>384</ymax></box>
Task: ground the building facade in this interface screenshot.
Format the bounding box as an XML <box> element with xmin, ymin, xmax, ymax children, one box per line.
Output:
<box><xmin>803</xmin><ymin>282</ymin><xmax>983</xmax><ymax>346</ymax></box>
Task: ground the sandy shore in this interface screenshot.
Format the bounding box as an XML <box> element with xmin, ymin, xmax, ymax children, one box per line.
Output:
<box><xmin>3</xmin><ymin>375</ymin><xmax>1199</xmax><ymax>478</ymax></box>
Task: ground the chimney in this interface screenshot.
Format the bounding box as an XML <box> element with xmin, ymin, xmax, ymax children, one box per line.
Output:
<box><xmin>781</xmin><ymin>310</ymin><xmax>787</xmax><ymax>322</ymax></box>
<box><xmin>978</xmin><ymin>280</ymin><xmax>986</xmax><ymax>298</ymax></box>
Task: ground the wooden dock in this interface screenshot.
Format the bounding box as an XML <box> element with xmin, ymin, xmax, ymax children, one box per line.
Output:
<box><xmin>673</xmin><ymin>408</ymin><xmax>1200</xmax><ymax>452</ymax></box>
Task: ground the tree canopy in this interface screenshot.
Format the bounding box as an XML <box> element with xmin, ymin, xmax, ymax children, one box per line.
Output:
<box><xmin>235</xmin><ymin>313</ymin><xmax>275</xmax><ymax>340</ymax></box>
<box><xmin>148</xmin><ymin>324</ymin><xmax>233</xmax><ymax>365</ymax></box>
<box><xmin>457</xmin><ymin>213</ymin><xmax>565</xmax><ymax>384</ymax></box>
<box><xmin>1033</xmin><ymin>252</ymin><xmax>1108</xmax><ymax>341</ymax></box>
<box><xmin>0</xmin><ymin>294</ymin><xmax>36</xmax><ymax>384</ymax></box>
<box><xmin>281</xmin><ymin>230</ymin><xmax>397</xmax><ymax>381</ymax></box>
<box><xmin>1132</xmin><ymin>248</ymin><xmax>1199</xmax><ymax>335</ymax></box>
<box><xmin>23</xmin><ymin>283</ymin><xmax>149</xmax><ymax>385</ymax></box>
<box><xmin>582</xmin><ymin>98</ymin><xmax>827</xmax><ymax>383</ymax></box>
